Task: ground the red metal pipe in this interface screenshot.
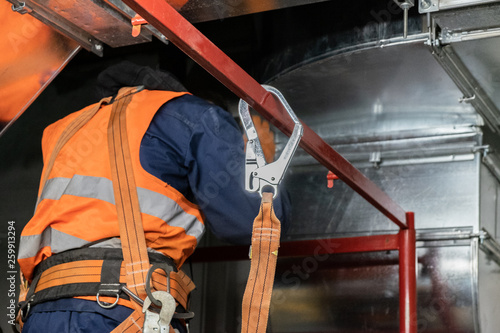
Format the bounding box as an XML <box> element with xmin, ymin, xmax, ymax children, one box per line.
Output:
<box><xmin>399</xmin><ymin>212</ymin><xmax>417</xmax><ymax>333</ymax></box>
<box><xmin>122</xmin><ymin>0</ymin><xmax>408</xmax><ymax>229</ymax></box>
<box><xmin>191</xmin><ymin>234</ymin><xmax>401</xmax><ymax>262</ymax></box>
<box><xmin>281</xmin><ymin>234</ymin><xmax>401</xmax><ymax>256</ymax></box>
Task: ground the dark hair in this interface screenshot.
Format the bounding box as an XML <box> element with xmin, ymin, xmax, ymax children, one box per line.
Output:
<box><xmin>95</xmin><ymin>60</ymin><xmax>188</xmax><ymax>99</ymax></box>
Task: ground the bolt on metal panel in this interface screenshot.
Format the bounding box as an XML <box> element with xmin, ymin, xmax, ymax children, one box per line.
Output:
<box><xmin>419</xmin><ymin>0</ymin><xmax>499</xmax><ymax>13</ymax></box>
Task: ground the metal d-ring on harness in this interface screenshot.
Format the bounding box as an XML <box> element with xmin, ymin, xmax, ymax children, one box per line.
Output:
<box><xmin>96</xmin><ymin>291</ymin><xmax>120</xmax><ymax>309</ymax></box>
<box><xmin>238</xmin><ymin>85</ymin><xmax>303</xmax><ymax>198</ymax></box>
<box><xmin>239</xmin><ymin>85</ymin><xmax>302</xmax><ymax>333</ymax></box>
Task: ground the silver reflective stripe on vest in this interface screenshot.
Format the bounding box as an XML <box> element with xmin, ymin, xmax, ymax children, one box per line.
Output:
<box><xmin>18</xmin><ymin>227</ymin><xmax>91</xmax><ymax>260</ymax></box>
<box><xmin>32</xmin><ymin>174</ymin><xmax>204</xmax><ymax>242</ymax></box>
<box><xmin>39</xmin><ymin>176</ymin><xmax>115</xmax><ymax>205</ymax></box>
<box><xmin>136</xmin><ymin>187</ymin><xmax>205</xmax><ymax>240</ymax></box>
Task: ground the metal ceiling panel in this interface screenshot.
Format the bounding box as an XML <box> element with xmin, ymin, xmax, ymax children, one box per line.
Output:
<box><xmin>178</xmin><ymin>0</ymin><xmax>331</xmax><ymax>23</ymax></box>
<box><xmin>6</xmin><ymin>0</ymin><xmax>330</xmax><ymax>54</ymax></box>
<box><xmin>0</xmin><ymin>1</ymin><xmax>80</xmax><ymax>137</ymax></box>
<box><xmin>433</xmin><ymin>2</ymin><xmax>500</xmax><ymax>32</ymax></box>
<box><xmin>27</xmin><ymin>0</ymin><xmax>152</xmax><ymax>48</ymax></box>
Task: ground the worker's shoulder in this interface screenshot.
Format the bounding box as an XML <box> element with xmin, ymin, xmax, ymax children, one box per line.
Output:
<box><xmin>158</xmin><ymin>94</ymin><xmax>230</xmax><ymax>127</ymax></box>
<box><xmin>40</xmin><ymin>102</ymin><xmax>100</xmax><ymax>151</ymax></box>
<box><xmin>165</xmin><ymin>94</ymin><xmax>220</xmax><ymax>114</ymax></box>
<box><xmin>44</xmin><ymin>102</ymin><xmax>98</xmax><ymax>136</ymax></box>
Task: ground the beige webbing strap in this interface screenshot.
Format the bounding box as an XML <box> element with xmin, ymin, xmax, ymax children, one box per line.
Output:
<box><xmin>241</xmin><ymin>192</ymin><xmax>281</xmax><ymax>333</ymax></box>
<box><xmin>36</xmin><ymin>96</ymin><xmax>112</xmax><ymax>208</ymax></box>
<box><xmin>107</xmin><ymin>87</ymin><xmax>151</xmax><ymax>333</ymax></box>
<box><xmin>107</xmin><ymin>87</ymin><xmax>149</xmax><ymax>298</ymax></box>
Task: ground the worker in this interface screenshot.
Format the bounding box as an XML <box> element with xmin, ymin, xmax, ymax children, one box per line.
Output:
<box><xmin>17</xmin><ymin>61</ymin><xmax>290</xmax><ymax>333</ymax></box>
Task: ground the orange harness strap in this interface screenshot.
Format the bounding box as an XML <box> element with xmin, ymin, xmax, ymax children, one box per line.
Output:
<box><xmin>241</xmin><ymin>192</ymin><xmax>281</xmax><ymax>333</ymax></box>
<box><xmin>31</xmin><ymin>259</ymin><xmax>194</xmax><ymax>310</ymax></box>
<box><xmin>107</xmin><ymin>87</ymin><xmax>152</xmax><ymax>333</ymax></box>
<box><xmin>108</xmin><ymin>87</ymin><xmax>150</xmax><ymax>299</ymax></box>
<box><xmin>107</xmin><ymin>87</ymin><xmax>192</xmax><ymax>333</ymax></box>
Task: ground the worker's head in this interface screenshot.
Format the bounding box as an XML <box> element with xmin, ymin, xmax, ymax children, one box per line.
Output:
<box><xmin>95</xmin><ymin>60</ymin><xmax>187</xmax><ymax>99</ymax></box>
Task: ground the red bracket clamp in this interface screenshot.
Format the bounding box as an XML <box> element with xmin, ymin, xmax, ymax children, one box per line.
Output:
<box><xmin>327</xmin><ymin>171</ymin><xmax>339</xmax><ymax>188</ymax></box>
<box><xmin>131</xmin><ymin>14</ymin><xmax>148</xmax><ymax>37</ymax></box>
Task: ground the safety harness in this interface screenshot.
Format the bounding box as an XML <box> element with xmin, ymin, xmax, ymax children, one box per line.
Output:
<box><xmin>18</xmin><ymin>87</ymin><xmax>195</xmax><ymax>333</ymax></box>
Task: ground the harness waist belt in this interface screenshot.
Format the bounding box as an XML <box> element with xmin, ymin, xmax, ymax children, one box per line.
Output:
<box><xmin>24</xmin><ymin>248</ymin><xmax>194</xmax><ymax>312</ymax></box>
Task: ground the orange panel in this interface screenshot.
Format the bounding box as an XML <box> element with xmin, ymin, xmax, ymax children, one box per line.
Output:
<box><xmin>0</xmin><ymin>2</ymin><xmax>80</xmax><ymax>136</ymax></box>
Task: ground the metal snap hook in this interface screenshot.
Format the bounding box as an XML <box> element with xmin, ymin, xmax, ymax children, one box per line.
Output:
<box><xmin>146</xmin><ymin>263</ymin><xmax>173</xmax><ymax>307</ymax></box>
<box><xmin>238</xmin><ymin>85</ymin><xmax>303</xmax><ymax>198</ymax></box>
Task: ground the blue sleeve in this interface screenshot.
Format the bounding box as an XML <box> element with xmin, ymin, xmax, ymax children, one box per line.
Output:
<box><xmin>140</xmin><ymin>94</ymin><xmax>291</xmax><ymax>245</ymax></box>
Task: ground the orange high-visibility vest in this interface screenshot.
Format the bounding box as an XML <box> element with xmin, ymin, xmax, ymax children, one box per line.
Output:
<box><xmin>18</xmin><ymin>89</ymin><xmax>205</xmax><ymax>282</ymax></box>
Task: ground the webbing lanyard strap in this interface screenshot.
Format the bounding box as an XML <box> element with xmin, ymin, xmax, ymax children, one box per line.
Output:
<box><xmin>238</xmin><ymin>86</ymin><xmax>299</xmax><ymax>333</ymax></box>
<box><xmin>241</xmin><ymin>192</ymin><xmax>281</xmax><ymax>333</ymax></box>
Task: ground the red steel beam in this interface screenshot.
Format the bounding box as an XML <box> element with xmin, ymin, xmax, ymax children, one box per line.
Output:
<box><xmin>123</xmin><ymin>0</ymin><xmax>408</xmax><ymax>229</ymax></box>
<box><xmin>281</xmin><ymin>233</ymin><xmax>401</xmax><ymax>256</ymax></box>
<box><xmin>399</xmin><ymin>212</ymin><xmax>417</xmax><ymax>333</ymax></box>
<box><xmin>190</xmin><ymin>234</ymin><xmax>401</xmax><ymax>263</ymax></box>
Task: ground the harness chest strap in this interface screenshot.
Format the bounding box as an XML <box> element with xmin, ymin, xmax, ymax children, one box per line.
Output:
<box><xmin>108</xmin><ymin>87</ymin><xmax>165</xmax><ymax>333</ymax></box>
<box><xmin>108</xmin><ymin>88</ymin><xmax>195</xmax><ymax>332</ymax></box>
<box><xmin>108</xmin><ymin>87</ymin><xmax>151</xmax><ymax>298</ymax></box>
